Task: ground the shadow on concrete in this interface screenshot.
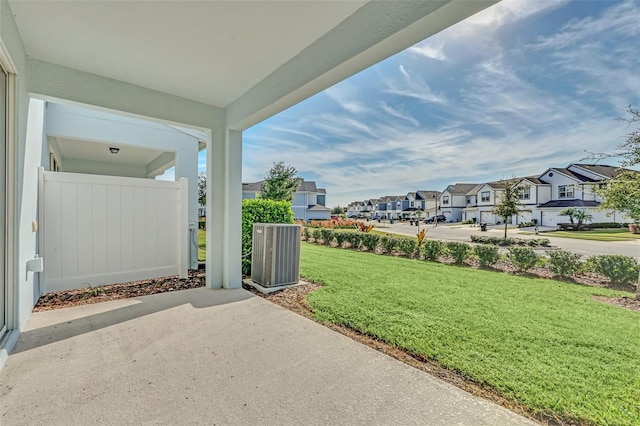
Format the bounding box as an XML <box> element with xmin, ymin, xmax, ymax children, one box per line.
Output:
<box><xmin>12</xmin><ymin>288</ymin><xmax>254</xmax><ymax>354</ymax></box>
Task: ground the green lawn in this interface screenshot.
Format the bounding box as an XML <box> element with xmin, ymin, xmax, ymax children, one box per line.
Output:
<box><xmin>198</xmin><ymin>229</ymin><xmax>206</xmax><ymax>261</ymax></box>
<box><xmin>523</xmin><ymin>228</ymin><xmax>640</xmax><ymax>241</ymax></box>
<box><xmin>300</xmin><ymin>243</ymin><xmax>640</xmax><ymax>425</ymax></box>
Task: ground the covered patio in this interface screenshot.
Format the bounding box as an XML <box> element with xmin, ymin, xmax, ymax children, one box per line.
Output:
<box><xmin>0</xmin><ymin>288</ymin><xmax>533</xmax><ymax>425</ymax></box>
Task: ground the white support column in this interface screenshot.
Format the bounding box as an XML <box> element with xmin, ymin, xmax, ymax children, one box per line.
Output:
<box><xmin>174</xmin><ymin>143</ymin><xmax>199</xmax><ymax>269</ymax></box>
<box><xmin>206</xmin><ymin>127</ymin><xmax>242</xmax><ymax>289</ymax></box>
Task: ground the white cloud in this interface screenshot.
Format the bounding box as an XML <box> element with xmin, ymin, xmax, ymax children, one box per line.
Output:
<box><xmin>407</xmin><ymin>41</ymin><xmax>447</xmax><ymax>61</ymax></box>
<box><xmin>384</xmin><ymin>65</ymin><xmax>446</xmax><ymax>104</ymax></box>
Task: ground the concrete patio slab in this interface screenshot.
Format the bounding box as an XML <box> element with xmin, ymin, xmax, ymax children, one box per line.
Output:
<box><xmin>1</xmin><ymin>288</ymin><xmax>536</xmax><ymax>425</ymax></box>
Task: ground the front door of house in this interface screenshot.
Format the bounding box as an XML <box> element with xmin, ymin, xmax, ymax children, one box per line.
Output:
<box><xmin>0</xmin><ymin>64</ymin><xmax>7</xmax><ymax>338</ymax></box>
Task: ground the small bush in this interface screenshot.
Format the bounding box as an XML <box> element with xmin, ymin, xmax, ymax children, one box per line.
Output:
<box><xmin>587</xmin><ymin>255</ymin><xmax>640</xmax><ymax>285</ymax></box>
<box><xmin>508</xmin><ymin>247</ymin><xmax>539</xmax><ymax>272</ymax></box>
<box><xmin>302</xmin><ymin>227</ymin><xmax>311</xmax><ymax>240</ymax></box>
<box><xmin>421</xmin><ymin>240</ymin><xmax>444</xmax><ymax>261</ymax></box>
<box><xmin>361</xmin><ymin>233</ymin><xmax>380</xmax><ymax>252</ymax></box>
<box><xmin>311</xmin><ymin>228</ymin><xmax>323</xmax><ymax>242</ymax></box>
<box><xmin>320</xmin><ymin>229</ymin><xmax>335</xmax><ymax>245</ymax></box>
<box><xmin>346</xmin><ymin>232</ymin><xmax>363</xmax><ymax>249</ymax></box>
<box><xmin>379</xmin><ymin>236</ymin><xmax>399</xmax><ymax>254</ymax></box>
<box><xmin>242</xmin><ymin>198</ymin><xmax>294</xmax><ymax>275</ymax></box>
<box><xmin>547</xmin><ymin>250</ymin><xmax>582</xmax><ymax>278</ymax></box>
<box><xmin>397</xmin><ymin>238</ymin><xmax>418</xmax><ymax>257</ymax></box>
<box><xmin>474</xmin><ymin>245</ymin><xmax>500</xmax><ymax>268</ymax></box>
<box><xmin>446</xmin><ymin>242</ymin><xmax>472</xmax><ymax>264</ymax></box>
<box><xmin>334</xmin><ymin>231</ymin><xmax>350</xmax><ymax>248</ymax></box>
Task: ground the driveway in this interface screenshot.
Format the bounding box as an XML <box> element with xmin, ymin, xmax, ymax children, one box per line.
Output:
<box><xmin>374</xmin><ymin>221</ymin><xmax>640</xmax><ymax>259</ymax></box>
<box><xmin>1</xmin><ymin>288</ymin><xmax>534</xmax><ymax>425</ymax></box>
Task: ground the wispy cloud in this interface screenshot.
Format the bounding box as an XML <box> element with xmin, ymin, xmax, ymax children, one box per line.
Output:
<box><xmin>241</xmin><ymin>0</ymin><xmax>638</xmax><ymax>207</ymax></box>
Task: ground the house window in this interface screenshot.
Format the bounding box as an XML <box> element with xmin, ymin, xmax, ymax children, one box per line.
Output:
<box><xmin>397</xmin><ymin>202</ymin><xmax>401</xmax><ymax>207</ymax></box>
<box><xmin>442</xmin><ymin>196</ymin><xmax>449</xmax><ymax>205</ymax></box>
<box><xmin>518</xmin><ymin>187</ymin><xmax>530</xmax><ymax>200</ymax></box>
<box><xmin>466</xmin><ymin>196</ymin><xmax>471</xmax><ymax>204</ymax></box>
<box><xmin>481</xmin><ymin>191</ymin><xmax>490</xmax><ymax>202</ymax></box>
<box><xmin>410</xmin><ymin>201</ymin><xmax>414</xmax><ymax>207</ymax></box>
<box><xmin>559</xmin><ymin>185</ymin><xmax>574</xmax><ymax>198</ymax></box>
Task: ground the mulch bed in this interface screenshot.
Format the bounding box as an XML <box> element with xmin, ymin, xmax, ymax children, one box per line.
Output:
<box><xmin>33</xmin><ymin>270</ymin><xmax>206</xmax><ymax>312</ymax></box>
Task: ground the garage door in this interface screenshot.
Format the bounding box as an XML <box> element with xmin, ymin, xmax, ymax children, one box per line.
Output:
<box><xmin>480</xmin><ymin>211</ymin><xmax>492</xmax><ymax>224</ymax></box>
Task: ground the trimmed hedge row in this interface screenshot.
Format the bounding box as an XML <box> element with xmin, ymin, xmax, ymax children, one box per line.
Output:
<box><xmin>471</xmin><ymin>234</ymin><xmax>551</xmax><ymax>247</ymax></box>
<box><xmin>303</xmin><ymin>229</ymin><xmax>640</xmax><ymax>286</ymax></box>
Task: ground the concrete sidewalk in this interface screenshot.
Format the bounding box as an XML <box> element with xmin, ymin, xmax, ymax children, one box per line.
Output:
<box><xmin>1</xmin><ymin>288</ymin><xmax>535</xmax><ymax>425</ymax></box>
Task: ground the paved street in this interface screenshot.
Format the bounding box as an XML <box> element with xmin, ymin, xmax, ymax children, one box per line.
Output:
<box><xmin>371</xmin><ymin>221</ymin><xmax>640</xmax><ymax>260</ymax></box>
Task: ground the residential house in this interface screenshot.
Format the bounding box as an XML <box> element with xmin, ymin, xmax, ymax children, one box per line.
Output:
<box><xmin>417</xmin><ymin>190</ymin><xmax>441</xmax><ymax>218</ymax></box>
<box><xmin>535</xmin><ymin>164</ymin><xmax>632</xmax><ymax>226</ymax></box>
<box><xmin>242</xmin><ymin>179</ymin><xmax>330</xmax><ymax>222</ymax></box>
<box><xmin>439</xmin><ymin>183</ymin><xmax>479</xmax><ymax>222</ymax></box>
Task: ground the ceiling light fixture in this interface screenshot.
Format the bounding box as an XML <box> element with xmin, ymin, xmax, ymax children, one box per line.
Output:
<box><xmin>109</xmin><ymin>147</ymin><xmax>120</xmax><ymax>154</ymax></box>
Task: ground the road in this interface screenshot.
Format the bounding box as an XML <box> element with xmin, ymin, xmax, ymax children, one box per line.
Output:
<box><xmin>371</xmin><ymin>221</ymin><xmax>640</xmax><ymax>260</ymax></box>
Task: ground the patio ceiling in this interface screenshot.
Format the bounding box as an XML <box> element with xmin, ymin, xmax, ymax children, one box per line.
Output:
<box><xmin>51</xmin><ymin>137</ymin><xmax>167</xmax><ymax>167</ymax></box>
<box><xmin>10</xmin><ymin>0</ymin><xmax>497</xmax><ymax>130</ymax></box>
<box><xmin>10</xmin><ymin>1</ymin><xmax>367</xmax><ymax>108</ymax></box>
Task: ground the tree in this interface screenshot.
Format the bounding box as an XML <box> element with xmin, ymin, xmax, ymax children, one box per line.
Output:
<box><xmin>592</xmin><ymin>106</ymin><xmax>640</xmax><ymax>223</ymax></box>
<box><xmin>331</xmin><ymin>206</ymin><xmax>346</xmax><ymax>215</ymax></box>
<box><xmin>589</xmin><ymin>105</ymin><xmax>640</xmax><ymax>299</ymax></box>
<box><xmin>492</xmin><ymin>179</ymin><xmax>523</xmax><ymax>239</ymax></box>
<box><xmin>197</xmin><ymin>172</ymin><xmax>207</xmax><ymax>205</ymax></box>
<box><xmin>558</xmin><ymin>207</ymin><xmax>593</xmax><ymax>230</ymax></box>
<box><xmin>260</xmin><ymin>161</ymin><xmax>301</xmax><ymax>203</ymax></box>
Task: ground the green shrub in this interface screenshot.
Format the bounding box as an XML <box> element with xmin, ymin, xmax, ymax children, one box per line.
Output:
<box><xmin>320</xmin><ymin>229</ymin><xmax>335</xmax><ymax>245</ymax></box>
<box><xmin>379</xmin><ymin>236</ymin><xmax>399</xmax><ymax>254</ymax></box>
<box><xmin>446</xmin><ymin>242</ymin><xmax>472</xmax><ymax>264</ymax></box>
<box><xmin>397</xmin><ymin>238</ymin><xmax>417</xmax><ymax>257</ymax></box>
<box><xmin>474</xmin><ymin>245</ymin><xmax>500</xmax><ymax>268</ymax></box>
<box><xmin>421</xmin><ymin>240</ymin><xmax>444</xmax><ymax>261</ymax></box>
<box><xmin>547</xmin><ymin>250</ymin><xmax>582</xmax><ymax>278</ymax></box>
<box><xmin>471</xmin><ymin>235</ymin><xmax>550</xmax><ymax>247</ymax></box>
<box><xmin>346</xmin><ymin>232</ymin><xmax>363</xmax><ymax>249</ymax></box>
<box><xmin>334</xmin><ymin>231</ymin><xmax>350</xmax><ymax>248</ymax></box>
<box><xmin>360</xmin><ymin>233</ymin><xmax>380</xmax><ymax>252</ymax></box>
<box><xmin>302</xmin><ymin>227</ymin><xmax>311</xmax><ymax>240</ymax></box>
<box><xmin>242</xmin><ymin>198</ymin><xmax>294</xmax><ymax>275</ymax></box>
<box><xmin>587</xmin><ymin>255</ymin><xmax>640</xmax><ymax>286</ymax></box>
<box><xmin>590</xmin><ymin>222</ymin><xmax>626</xmax><ymax>229</ymax></box>
<box><xmin>508</xmin><ymin>247</ymin><xmax>539</xmax><ymax>272</ymax></box>
<box><xmin>311</xmin><ymin>228</ymin><xmax>323</xmax><ymax>242</ymax></box>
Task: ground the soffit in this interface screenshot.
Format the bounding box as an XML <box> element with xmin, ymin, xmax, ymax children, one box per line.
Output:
<box><xmin>10</xmin><ymin>1</ymin><xmax>366</xmax><ymax>108</ymax></box>
<box><xmin>54</xmin><ymin>137</ymin><xmax>167</xmax><ymax>167</ymax></box>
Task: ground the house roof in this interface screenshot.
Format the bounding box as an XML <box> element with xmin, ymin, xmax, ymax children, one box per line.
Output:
<box><xmin>465</xmin><ymin>184</ymin><xmax>484</xmax><ymax>195</ymax></box>
<box><xmin>307</xmin><ymin>204</ymin><xmax>330</xmax><ymax>211</ymax></box>
<box><xmin>537</xmin><ymin>200</ymin><xmax>601</xmax><ymax>208</ymax></box>
<box><xmin>485</xmin><ymin>181</ymin><xmax>507</xmax><ymax>190</ymax></box>
<box><xmin>242</xmin><ymin>179</ymin><xmax>325</xmax><ymax>193</ymax></box>
<box><xmin>416</xmin><ymin>190</ymin><xmax>440</xmax><ymax>199</ymax></box>
<box><xmin>570</xmin><ymin>164</ymin><xmax>621</xmax><ymax>179</ymax></box>
<box><xmin>520</xmin><ymin>176</ymin><xmax>547</xmax><ymax>185</ymax></box>
<box><xmin>444</xmin><ymin>183</ymin><xmax>479</xmax><ymax>194</ymax></box>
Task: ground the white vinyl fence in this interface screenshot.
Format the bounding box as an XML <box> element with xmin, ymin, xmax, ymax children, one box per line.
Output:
<box><xmin>39</xmin><ymin>168</ymin><xmax>188</xmax><ymax>293</ymax></box>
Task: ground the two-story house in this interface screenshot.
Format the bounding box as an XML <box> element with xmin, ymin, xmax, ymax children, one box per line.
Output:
<box><xmin>416</xmin><ymin>190</ymin><xmax>440</xmax><ymax>218</ymax></box>
<box><xmin>534</xmin><ymin>164</ymin><xmax>631</xmax><ymax>226</ymax></box>
<box><xmin>439</xmin><ymin>183</ymin><xmax>478</xmax><ymax>222</ymax></box>
<box><xmin>242</xmin><ymin>179</ymin><xmax>330</xmax><ymax>222</ymax></box>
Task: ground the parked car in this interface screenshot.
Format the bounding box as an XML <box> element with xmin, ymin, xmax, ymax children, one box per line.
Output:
<box><xmin>424</xmin><ymin>215</ymin><xmax>446</xmax><ymax>224</ymax></box>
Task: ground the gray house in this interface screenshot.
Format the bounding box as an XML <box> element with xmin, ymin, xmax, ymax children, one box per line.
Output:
<box><xmin>242</xmin><ymin>179</ymin><xmax>330</xmax><ymax>222</ymax></box>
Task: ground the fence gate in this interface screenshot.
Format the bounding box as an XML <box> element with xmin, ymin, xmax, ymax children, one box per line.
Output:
<box><xmin>39</xmin><ymin>169</ymin><xmax>188</xmax><ymax>293</ymax></box>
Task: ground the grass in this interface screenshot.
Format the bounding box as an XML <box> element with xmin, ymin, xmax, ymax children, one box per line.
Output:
<box><xmin>198</xmin><ymin>229</ymin><xmax>206</xmax><ymax>261</ymax></box>
<box><xmin>522</xmin><ymin>228</ymin><xmax>640</xmax><ymax>241</ymax></box>
<box><xmin>300</xmin><ymin>243</ymin><xmax>640</xmax><ymax>425</ymax></box>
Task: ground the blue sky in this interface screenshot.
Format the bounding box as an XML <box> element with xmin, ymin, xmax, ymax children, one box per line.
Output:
<box><xmin>221</xmin><ymin>0</ymin><xmax>639</xmax><ymax>208</ymax></box>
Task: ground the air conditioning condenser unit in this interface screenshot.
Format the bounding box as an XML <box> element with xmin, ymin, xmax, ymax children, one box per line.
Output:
<box><xmin>251</xmin><ymin>223</ymin><xmax>301</xmax><ymax>287</ymax></box>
